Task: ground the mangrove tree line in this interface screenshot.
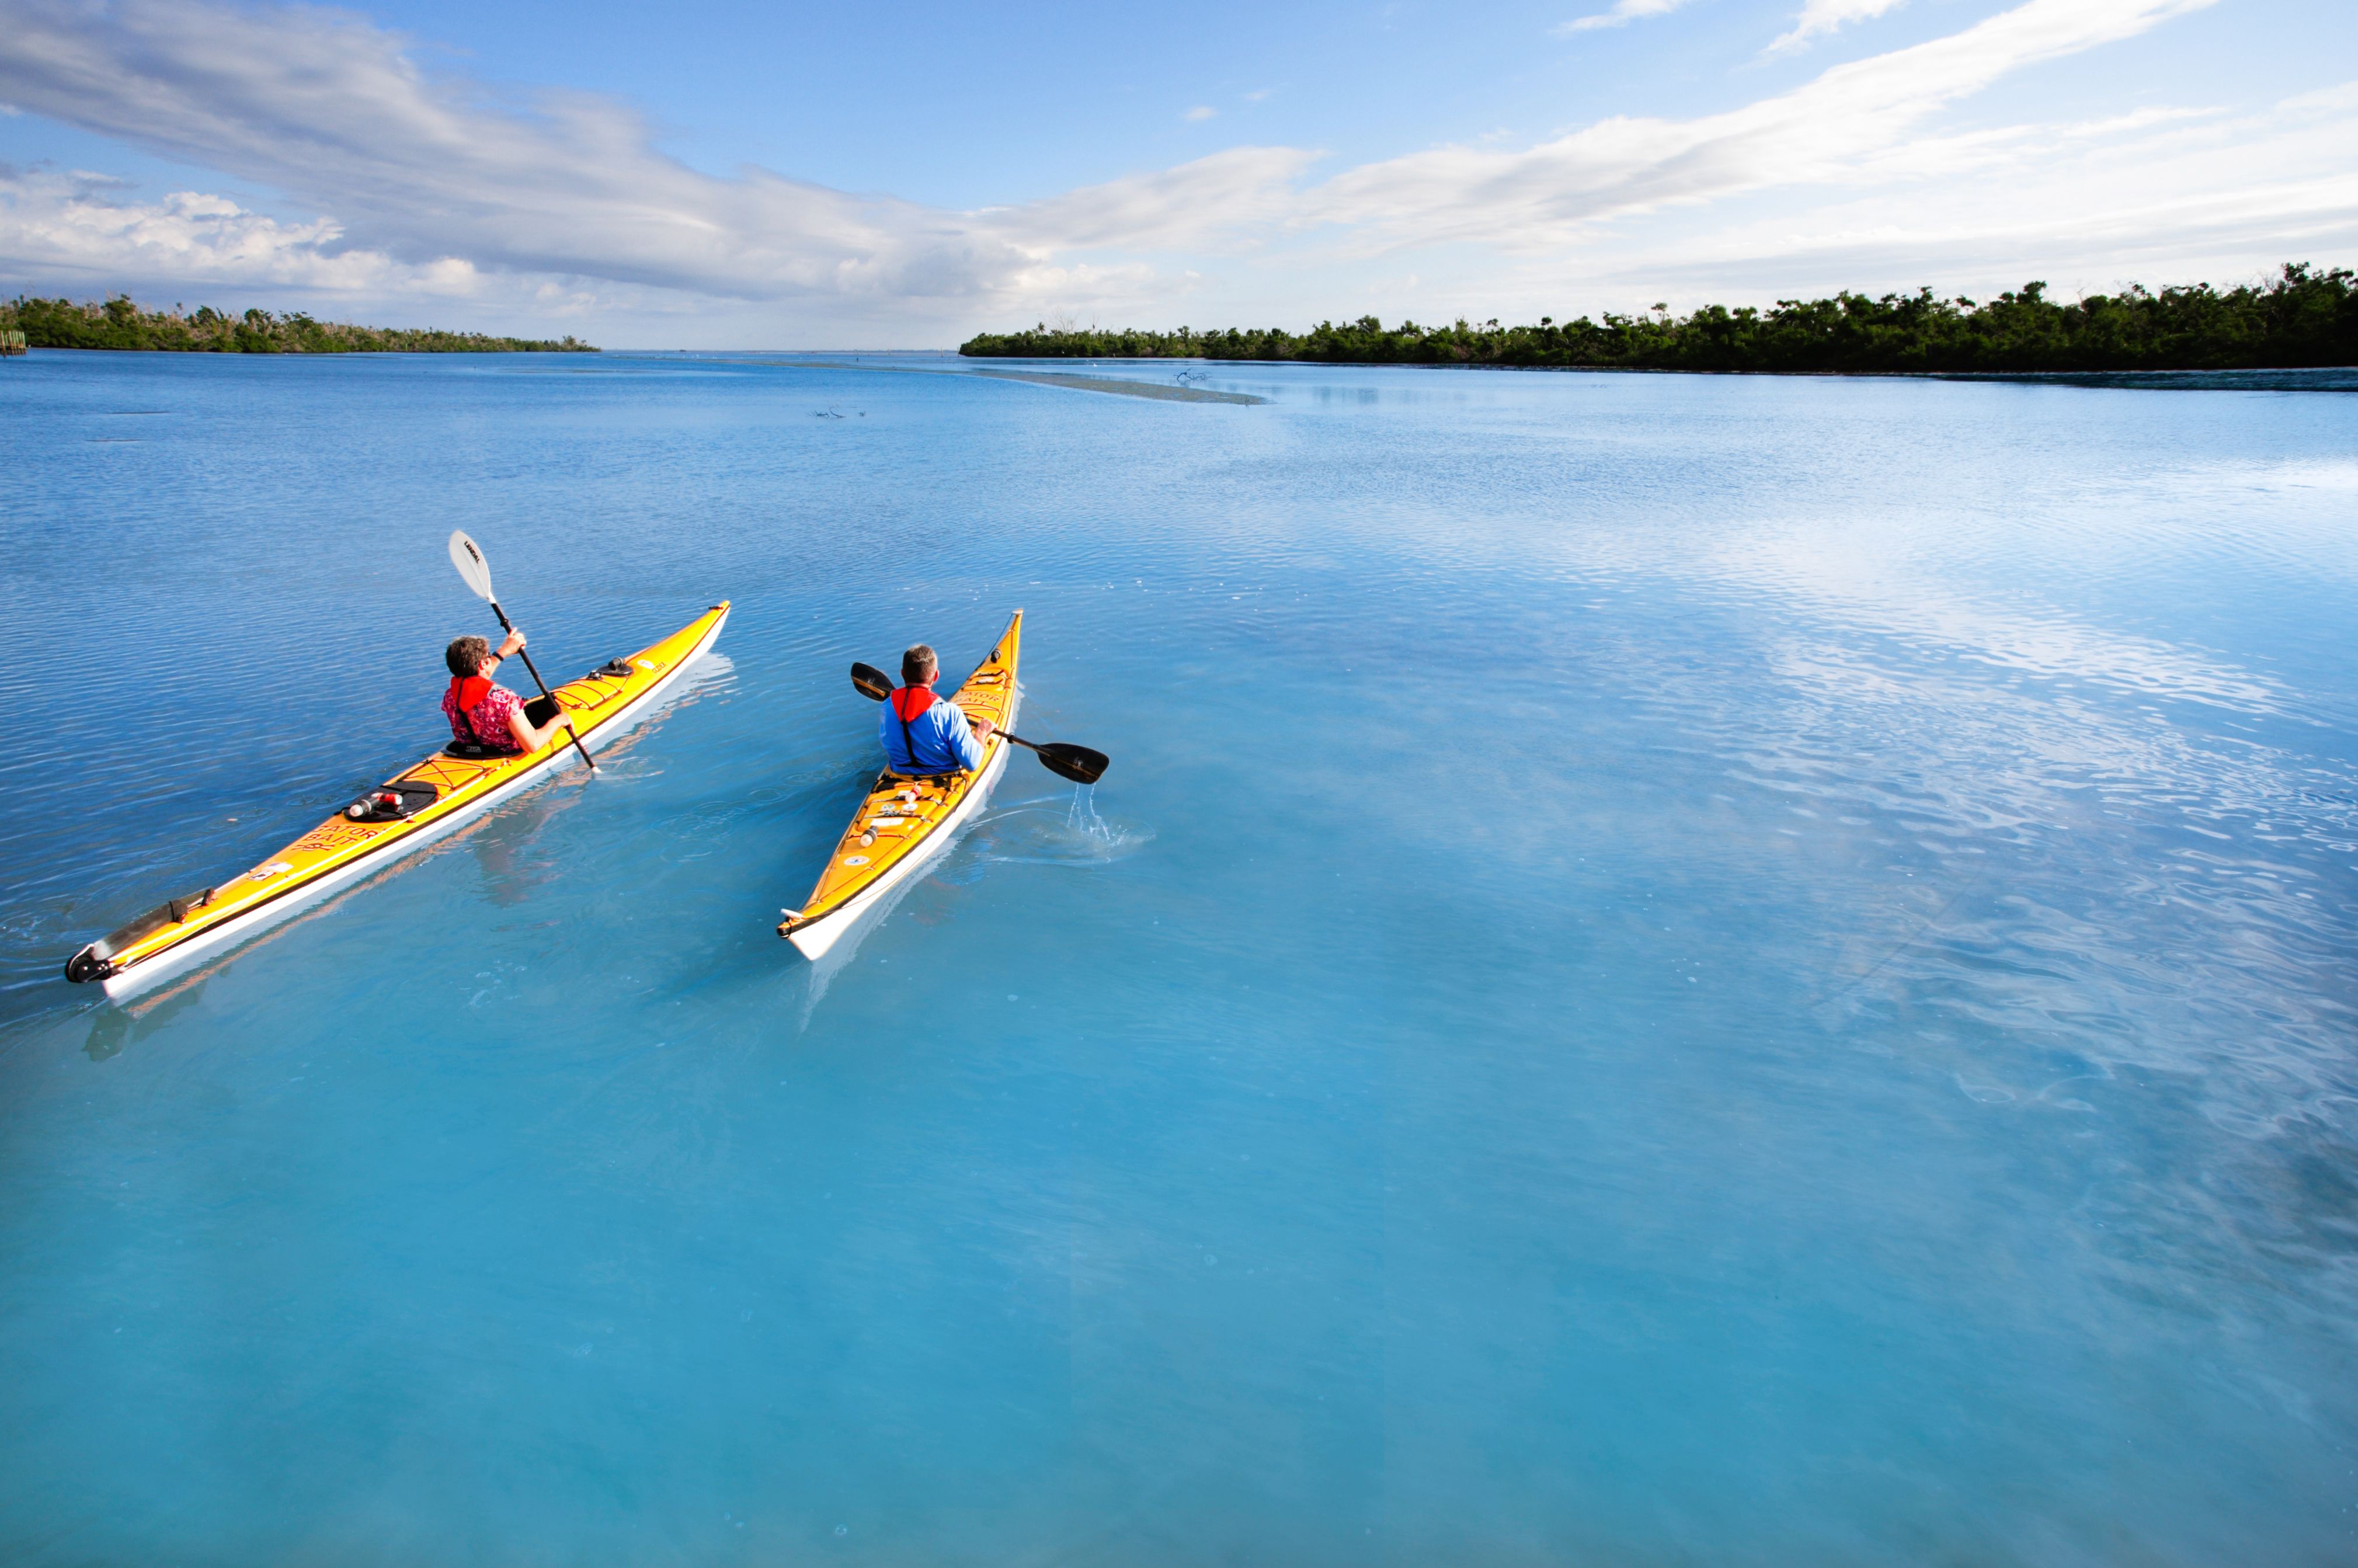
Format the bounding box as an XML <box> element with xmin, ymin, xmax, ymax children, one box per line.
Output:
<box><xmin>2</xmin><ymin>296</ymin><xmax>597</xmax><ymax>353</ymax></box>
<box><xmin>960</xmin><ymin>264</ymin><xmax>2356</xmax><ymax>373</ymax></box>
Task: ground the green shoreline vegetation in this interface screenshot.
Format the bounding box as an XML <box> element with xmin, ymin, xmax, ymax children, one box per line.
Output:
<box><xmin>1</xmin><ymin>295</ymin><xmax>596</xmax><ymax>354</ymax></box>
<box><xmin>961</xmin><ymin>263</ymin><xmax>2356</xmax><ymax>375</ymax></box>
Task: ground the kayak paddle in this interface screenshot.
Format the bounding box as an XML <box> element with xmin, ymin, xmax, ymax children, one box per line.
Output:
<box><xmin>447</xmin><ymin>530</ymin><xmax>598</xmax><ymax>773</ymax></box>
<box><xmin>850</xmin><ymin>660</ymin><xmax>1110</xmax><ymax>785</ymax></box>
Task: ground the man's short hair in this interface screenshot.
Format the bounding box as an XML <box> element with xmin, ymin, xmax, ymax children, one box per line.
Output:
<box><xmin>446</xmin><ymin>635</ymin><xmax>490</xmax><ymax>677</ymax></box>
<box><xmin>902</xmin><ymin>644</ymin><xmax>939</xmax><ymax>684</ymax></box>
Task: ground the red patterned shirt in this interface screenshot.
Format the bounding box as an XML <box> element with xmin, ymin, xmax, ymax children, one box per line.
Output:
<box><xmin>443</xmin><ymin>676</ymin><xmax>524</xmax><ymax>752</ymax></box>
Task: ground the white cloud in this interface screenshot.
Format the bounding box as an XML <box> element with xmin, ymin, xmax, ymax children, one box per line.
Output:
<box><xmin>0</xmin><ymin>166</ymin><xmax>478</xmax><ymax>294</ymax></box>
<box><xmin>1421</xmin><ymin>85</ymin><xmax>2358</xmax><ymax>321</ymax></box>
<box><xmin>0</xmin><ymin>0</ymin><xmax>1317</xmax><ymax>318</ymax></box>
<box><xmin>1769</xmin><ymin>0</ymin><xmax>1910</xmax><ymax>53</ymax></box>
<box><xmin>1310</xmin><ymin>0</ymin><xmax>2220</xmax><ymax>248</ymax></box>
<box><xmin>1557</xmin><ymin>0</ymin><xmax>1696</xmax><ymax>33</ymax></box>
<box><xmin>0</xmin><ymin>0</ymin><xmax>2322</xmax><ymax>345</ymax></box>
<box><xmin>1184</xmin><ymin>105</ymin><xmax>1218</xmax><ymax>121</ymax></box>
<box><xmin>996</xmin><ymin>147</ymin><xmax>1318</xmax><ymax>253</ymax></box>
<box><xmin>0</xmin><ymin>0</ymin><xmax>1028</xmax><ymax>303</ymax></box>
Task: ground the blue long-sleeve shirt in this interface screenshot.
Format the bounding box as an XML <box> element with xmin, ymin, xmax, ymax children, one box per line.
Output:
<box><xmin>879</xmin><ymin>687</ymin><xmax>986</xmax><ymax>774</ymax></box>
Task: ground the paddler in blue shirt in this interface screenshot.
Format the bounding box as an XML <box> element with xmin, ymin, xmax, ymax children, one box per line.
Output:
<box><xmin>881</xmin><ymin>643</ymin><xmax>994</xmax><ymax>774</ymax></box>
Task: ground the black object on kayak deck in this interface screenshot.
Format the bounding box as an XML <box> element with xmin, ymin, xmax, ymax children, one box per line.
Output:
<box><xmin>345</xmin><ymin>780</ymin><xmax>440</xmax><ymax>822</ymax></box>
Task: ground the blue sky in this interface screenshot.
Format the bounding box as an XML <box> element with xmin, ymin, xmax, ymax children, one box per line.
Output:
<box><xmin>1</xmin><ymin>0</ymin><xmax>2352</xmax><ymax>346</ymax></box>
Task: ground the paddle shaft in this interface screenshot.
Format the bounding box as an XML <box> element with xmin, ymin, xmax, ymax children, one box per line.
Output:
<box><xmin>919</xmin><ymin>702</ymin><xmax>1083</xmax><ymax>777</ymax></box>
<box><xmin>488</xmin><ymin>599</ymin><xmax>598</xmax><ymax>772</ymax></box>
<box><xmin>998</xmin><ymin>730</ymin><xmax>1109</xmax><ymax>784</ymax></box>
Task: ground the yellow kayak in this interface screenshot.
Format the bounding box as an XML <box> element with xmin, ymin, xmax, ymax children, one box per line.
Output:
<box><xmin>66</xmin><ymin>602</ymin><xmax>731</xmax><ymax>999</ymax></box>
<box><xmin>780</xmin><ymin>611</ymin><xmax>1021</xmax><ymax>959</ymax></box>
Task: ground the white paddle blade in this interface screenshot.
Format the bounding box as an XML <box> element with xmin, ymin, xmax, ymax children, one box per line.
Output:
<box><xmin>447</xmin><ymin>530</ymin><xmax>495</xmax><ymax>602</ymax></box>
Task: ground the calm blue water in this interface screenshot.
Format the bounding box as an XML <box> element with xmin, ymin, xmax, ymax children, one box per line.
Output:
<box><xmin>3</xmin><ymin>349</ymin><xmax>2356</xmax><ymax>1564</ymax></box>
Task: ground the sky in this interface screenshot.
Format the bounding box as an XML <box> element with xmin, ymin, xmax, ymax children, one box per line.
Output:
<box><xmin>0</xmin><ymin>0</ymin><xmax>2352</xmax><ymax>347</ymax></box>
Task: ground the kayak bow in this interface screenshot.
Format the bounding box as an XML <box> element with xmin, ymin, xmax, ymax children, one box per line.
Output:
<box><xmin>65</xmin><ymin>602</ymin><xmax>731</xmax><ymax>999</ymax></box>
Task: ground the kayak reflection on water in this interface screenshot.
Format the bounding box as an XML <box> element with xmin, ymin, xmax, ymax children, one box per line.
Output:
<box><xmin>469</xmin><ymin>790</ymin><xmax>573</xmax><ymax>908</ymax></box>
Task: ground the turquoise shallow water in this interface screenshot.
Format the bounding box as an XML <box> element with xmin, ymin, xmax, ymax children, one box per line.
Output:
<box><xmin>2</xmin><ymin>349</ymin><xmax>2356</xmax><ymax>1564</ymax></box>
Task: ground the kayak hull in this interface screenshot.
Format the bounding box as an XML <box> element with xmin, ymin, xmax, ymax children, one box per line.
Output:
<box><xmin>781</xmin><ymin>611</ymin><xmax>1022</xmax><ymax>961</ymax></box>
<box><xmin>783</xmin><ymin>731</ymin><xmax>1011</xmax><ymax>961</ymax></box>
<box><xmin>72</xmin><ymin>603</ymin><xmax>731</xmax><ymax>1000</ymax></box>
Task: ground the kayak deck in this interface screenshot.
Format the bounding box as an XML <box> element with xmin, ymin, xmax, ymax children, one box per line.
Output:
<box><xmin>780</xmin><ymin>611</ymin><xmax>1021</xmax><ymax>958</ymax></box>
<box><xmin>67</xmin><ymin>602</ymin><xmax>731</xmax><ymax>996</ymax></box>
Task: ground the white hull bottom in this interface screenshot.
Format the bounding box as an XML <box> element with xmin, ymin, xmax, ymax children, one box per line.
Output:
<box><xmin>97</xmin><ymin>610</ymin><xmax>731</xmax><ymax>1001</ymax></box>
<box><xmin>785</xmin><ymin>696</ymin><xmax>1017</xmax><ymax>963</ymax></box>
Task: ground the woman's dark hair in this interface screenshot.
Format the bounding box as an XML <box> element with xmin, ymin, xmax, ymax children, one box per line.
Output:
<box><xmin>446</xmin><ymin>635</ymin><xmax>491</xmax><ymax>677</ymax></box>
<box><xmin>902</xmin><ymin>644</ymin><xmax>939</xmax><ymax>684</ymax></box>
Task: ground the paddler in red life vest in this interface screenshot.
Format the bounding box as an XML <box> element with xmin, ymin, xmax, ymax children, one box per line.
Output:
<box><xmin>441</xmin><ymin>630</ymin><xmax>577</xmax><ymax>755</ymax></box>
<box><xmin>881</xmin><ymin>643</ymin><xmax>995</xmax><ymax>774</ymax></box>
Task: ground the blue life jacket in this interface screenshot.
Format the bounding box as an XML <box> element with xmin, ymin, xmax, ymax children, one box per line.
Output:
<box><xmin>881</xmin><ymin>685</ymin><xmax>981</xmax><ymax>773</ymax></box>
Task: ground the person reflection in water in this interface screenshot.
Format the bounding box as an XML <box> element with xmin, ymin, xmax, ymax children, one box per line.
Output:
<box><xmin>880</xmin><ymin>643</ymin><xmax>993</xmax><ymax>774</ymax></box>
<box><xmin>442</xmin><ymin>631</ymin><xmax>576</xmax><ymax>755</ymax></box>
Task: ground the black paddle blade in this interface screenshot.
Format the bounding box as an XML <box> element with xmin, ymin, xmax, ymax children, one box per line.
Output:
<box><xmin>850</xmin><ymin>662</ymin><xmax>894</xmax><ymax>702</ymax></box>
<box><xmin>1035</xmin><ymin>743</ymin><xmax>1111</xmax><ymax>785</ymax></box>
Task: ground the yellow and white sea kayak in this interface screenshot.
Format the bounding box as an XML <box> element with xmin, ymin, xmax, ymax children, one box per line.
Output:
<box><xmin>779</xmin><ymin>611</ymin><xmax>1021</xmax><ymax>959</ymax></box>
<box><xmin>65</xmin><ymin>602</ymin><xmax>731</xmax><ymax>999</ymax></box>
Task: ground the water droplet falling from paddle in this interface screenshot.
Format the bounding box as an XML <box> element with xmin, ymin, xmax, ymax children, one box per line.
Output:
<box><xmin>1067</xmin><ymin>784</ymin><xmax>1115</xmax><ymax>844</ymax></box>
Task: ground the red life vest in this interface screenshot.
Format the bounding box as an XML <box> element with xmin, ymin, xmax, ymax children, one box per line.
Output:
<box><xmin>890</xmin><ymin>684</ymin><xmax>938</xmax><ymax>770</ymax></box>
<box><xmin>446</xmin><ymin>675</ymin><xmax>498</xmax><ymax>744</ymax></box>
